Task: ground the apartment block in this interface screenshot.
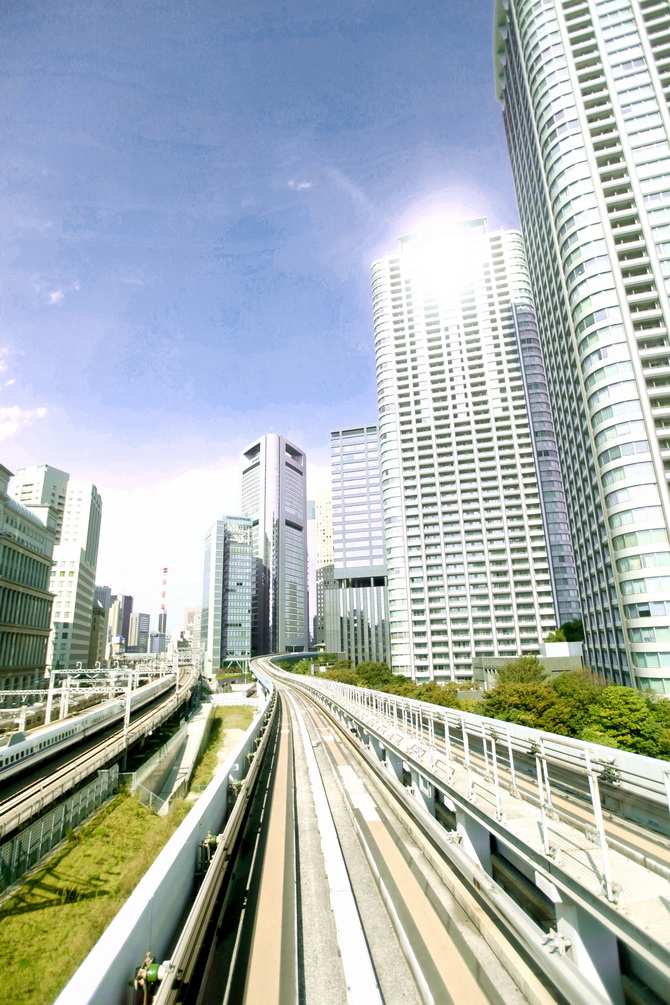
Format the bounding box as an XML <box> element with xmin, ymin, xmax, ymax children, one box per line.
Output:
<box><xmin>372</xmin><ymin>221</ymin><xmax>559</xmax><ymax>680</ymax></box>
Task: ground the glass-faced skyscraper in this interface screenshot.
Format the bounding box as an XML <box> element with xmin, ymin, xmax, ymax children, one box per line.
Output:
<box><xmin>241</xmin><ymin>434</ymin><xmax>308</xmax><ymax>654</ymax></box>
<box><xmin>324</xmin><ymin>426</ymin><xmax>390</xmax><ymax>664</ymax></box>
<box><xmin>201</xmin><ymin>515</ymin><xmax>253</xmax><ymax>676</ymax></box>
<box><xmin>495</xmin><ymin>0</ymin><xmax>670</xmax><ymax>690</ymax></box>
<box><xmin>313</xmin><ymin>490</ymin><xmax>334</xmax><ymax>646</ymax></box>
<box><xmin>372</xmin><ymin>221</ymin><xmax>562</xmax><ymax>680</ymax></box>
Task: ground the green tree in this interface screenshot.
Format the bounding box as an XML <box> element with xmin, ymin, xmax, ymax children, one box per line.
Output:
<box><xmin>379</xmin><ymin>677</ymin><xmax>417</xmax><ymax>697</ymax></box>
<box><xmin>551</xmin><ymin>670</ymin><xmax>607</xmax><ymax>735</ymax></box>
<box><xmin>584</xmin><ymin>686</ymin><xmax>662</xmax><ymax>757</ymax></box>
<box><xmin>291</xmin><ymin>659</ymin><xmax>312</xmax><ymax>675</ymax></box>
<box><xmin>560</xmin><ymin>618</ymin><xmax>584</xmax><ymax>642</ymax></box>
<box><xmin>460</xmin><ymin>698</ymin><xmax>484</xmax><ymax>715</ymax></box>
<box><xmin>354</xmin><ymin>661</ymin><xmax>394</xmax><ymax>689</ymax></box>
<box><xmin>544</xmin><ymin>628</ymin><xmax>566</xmax><ymax>643</ymax></box>
<box><xmin>639</xmin><ymin>697</ymin><xmax>670</xmax><ymax>759</ymax></box>
<box><xmin>385</xmin><ymin>680</ymin><xmax>422</xmax><ymax>698</ymax></box>
<box><xmin>321</xmin><ymin>667</ymin><xmax>361</xmax><ymax>686</ymax></box>
<box><xmin>649</xmin><ymin>697</ymin><xmax>670</xmax><ymax>728</ymax></box>
<box><xmin>482</xmin><ymin>683</ymin><xmax>572</xmax><ymax>734</ymax></box>
<box><xmin>414</xmin><ymin>681</ymin><xmax>462</xmax><ymax>709</ymax></box>
<box><xmin>328</xmin><ymin>658</ymin><xmax>352</xmax><ymax>671</ymax></box>
<box><xmin>579</xmin><ymin>725</ymin><xmax>620</xmax><ymax>750</ymax></box>
<box><xmin>493</xmin><ymin>655</ymin><xmax>547</xmax><ymax>685</ymax></box>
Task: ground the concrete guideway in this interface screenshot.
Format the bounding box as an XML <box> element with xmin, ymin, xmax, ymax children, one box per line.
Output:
<box><xmin>270</xmin><ymin>662</ymin><xmax>670</xmax><ymax>1005</ymax></box>
<box><xmin>252</xmin><ymin>661</ymin><xmax>556</xmax><ymax>1005</ymax></box>
<box><xmin>291</xmin><ymin>691</ymin><xmax>531</xmax><ymax>1005</ymax></box>
<box><xmin>157</xmin><ymin>663</ymin><xmax>528</xmax><ymax>1005</ymax></box>
<box><xmin>285</xmin><ymin>689</ymin><xmax>383</xmax><ymax>1005</ymax></box>
<box><xmin>151</xmin><ymin>686</ymin><xmax>292</xmax><ymax>1005</ymax></box>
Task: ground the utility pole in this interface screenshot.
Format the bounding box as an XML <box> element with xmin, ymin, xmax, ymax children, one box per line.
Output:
<box><xmin>121</xmin><ymin>668</ymin><xmax>133</xmax><ymax>771</ymax></box>
<box><xmin>45</xmin><ymin>669</ymin><xmax>55</xmax><ymax>725</ymax></box>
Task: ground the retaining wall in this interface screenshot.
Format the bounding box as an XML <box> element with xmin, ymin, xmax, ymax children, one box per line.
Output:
<box><xmin>53</xmin><ymin>681</ymin><xmax>272</xmax><ymax>1005</ymax></box>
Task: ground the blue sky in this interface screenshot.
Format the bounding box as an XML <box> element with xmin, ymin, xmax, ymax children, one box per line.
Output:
<box><xmin>1</xmin><ymin>0</ymin><xmax>519</xmax><ymax>621</ymax></box>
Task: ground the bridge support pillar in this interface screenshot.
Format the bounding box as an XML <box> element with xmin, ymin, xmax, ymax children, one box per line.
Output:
<box><xmin>411</xmin><ymin>769</ymin><xmax>435</xmax><ymax>816</ymax></box>
<box><xmin>369</xmin><ymin>735</ymin><xmax>385</xmax><ymax>766</ymax></box>
<box><xmin>555</xmin><ymin>900</ymin><xmax>624</xmax><ymax>1004</ymax></box>
<box><xmin>386</xmin><ymin>749</ymin><xmax>405</xmax><ymax>786</ymax></box>
<box><xmin>456</xmin><ymin>810</ymin><xmax>491</xmax><ymax>874</ymax></box>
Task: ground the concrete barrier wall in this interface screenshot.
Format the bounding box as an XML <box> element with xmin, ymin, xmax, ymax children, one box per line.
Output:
<box><xmin>53</xmin><ymin>685</ymin><xmax>272</xmax><ymax>1005</ymax></box>
<box><xmin>126</xmin><ymin>727</ymin><xmax>188</xmax><ymax>795</ymax></box>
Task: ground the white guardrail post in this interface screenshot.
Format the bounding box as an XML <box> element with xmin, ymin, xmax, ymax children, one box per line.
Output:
<box><xmin>263</xmin><ymin>660</ymin><xmax>670</xmax><ymax>1005</ymax></box>
<box><xmin>584</xmin><ymin>747</ymin><xmax>616</xmax><ymax>904</ymax></box>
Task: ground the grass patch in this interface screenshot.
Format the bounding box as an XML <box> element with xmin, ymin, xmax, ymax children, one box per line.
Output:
<box><xmin>190</xmin><ymin>705</ymin><xmax>255</xmax><ymax>790</ymax></box>
<box><xmin>0</xmin><ymin>794</ymin><xmax>190</xmax><ymax>1005</ymax></box>
<box><xmin>0</xmin><ymin>704</ymin><xmax>254</xmax><ymax>1005</ymax></box>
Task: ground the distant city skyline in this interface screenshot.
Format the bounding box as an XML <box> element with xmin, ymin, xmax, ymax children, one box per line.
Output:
<box><xmin>0</xmin><ymin>3</ymin><xmax>518</xmax><ymax>622</ymax></box>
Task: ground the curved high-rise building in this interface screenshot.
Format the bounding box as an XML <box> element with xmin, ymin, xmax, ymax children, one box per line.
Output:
<box><xmin>495</xmin><ymin>0</ymin><xmax>670</xmax><ymax>690</ymax></box>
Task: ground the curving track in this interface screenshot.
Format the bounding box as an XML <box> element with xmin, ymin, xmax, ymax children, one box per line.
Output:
<box><xmin>157</xmin><ymin>659</ymin><xmax>555</xmax><ymax>1005</ymax></box>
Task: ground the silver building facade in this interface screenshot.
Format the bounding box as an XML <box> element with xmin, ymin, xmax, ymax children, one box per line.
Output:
<box><xmin>241</xmin><ymin>434</ymin><xmax>308</xmax><ymax>654</ymax></box>
<box><xmin>324</xmin><ymin>426</ymin><xmax>390</xmax><ymax>664</ymax></box>
<box><xmin>312</xmin><ymin>490</ymin><xmax>334</xmax><ymax>646</ymax></box>
<box><xmin>201</xmin><ymin>515</ymin><xmax>253</xmax><ymax>675</ymax></box>
<box><xmin>127</xmin><ymin>612</ymin><xmax>150</xmax><ymax>653</ymax></box>
<box><xmin>372</xmin><ymin>221</ymin><xmax>558</xmax><ymax>680</ymax></box>
<box><xmin>495</xmin><ymin>0</ymin><xmax>670</xmax><ymax>689</ymax></box>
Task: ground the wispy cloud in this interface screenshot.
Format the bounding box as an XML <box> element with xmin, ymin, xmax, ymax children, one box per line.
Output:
<box><xmin>48</xmin><ymin>280</ymin><xmax>80</xmax><ymax>306</ymax></box>
<box><xmin>0</xmin><ymin>405</ymin><xmax>47</xmax><ymax>441</ymax></box>
<box><xmin>287</xmin><ymin>179</ymin><xmax>312</xmax><ymax>191</ymax></box>
<box><xmin>327</xmin><ymin>168</ymin><xmax>373</xmax><ymax>211</ymax></box>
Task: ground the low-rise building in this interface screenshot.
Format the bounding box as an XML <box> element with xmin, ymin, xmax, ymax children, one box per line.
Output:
<box><xmin>472</xmin><ymin>642</ymin><xmax>584</xmax><ymax>690</ymax></box>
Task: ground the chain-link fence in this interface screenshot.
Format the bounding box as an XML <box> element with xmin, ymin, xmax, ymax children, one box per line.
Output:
<box><xmin>0</xmin><ymin>766</ymin><xmax>119</xmax><ymax>894</ymax></box>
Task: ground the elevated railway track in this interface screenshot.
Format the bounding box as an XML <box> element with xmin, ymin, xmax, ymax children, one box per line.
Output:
<box><xmin>0</xmin><ymin>666</ymin><xmax>198</xmax><ymax>841</ymax></box>
<box><xmin>155</xmin><ymin>665</ymin><xmax>537</xmax><ymax>1005</ymax></box>
<box><xmin>55</xmin><ymin>658</ymin><xmax>670</xmax><ymax>1005</ymax></box>
<box><xmin>262</xmin><ymin>661</ymin><xmax>670</xmax><ymax>1005</ymax></box>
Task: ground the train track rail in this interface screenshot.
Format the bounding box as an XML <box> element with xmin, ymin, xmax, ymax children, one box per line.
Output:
<box><xmin>0</xmin><ymin>668</ymin><xmax>198</xmax><ymax>840</ymax></box>
<box><xmin>155</xmin><ymin>662</ymin><xmax>552</xmax><ymax>1005</ymax></box>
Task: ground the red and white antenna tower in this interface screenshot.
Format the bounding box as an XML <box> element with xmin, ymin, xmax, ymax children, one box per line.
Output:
<box><xmin>158</xmin><ymin>567</ymin><xmax>168</xmax><ymax>634</ymax></box>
